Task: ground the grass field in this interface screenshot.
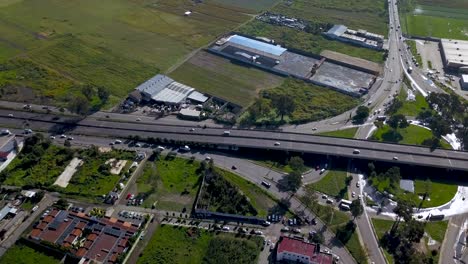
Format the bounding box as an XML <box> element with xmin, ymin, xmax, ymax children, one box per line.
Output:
<box><xmin>395</xmin><ymin>88</ymin><xmax>429</xmax><ymax>117</ymax></box>
<box><xmin>0</xmin><ymin>0</ymin><xmax>252</xmax><ymax>107</ymax></box>
<box><xmin>407</xmin><ymin>179</ymin><xmax>458</xmax><ymax>208</ymax></box>
<box><xmin>240</xmin><ymin>21</ymin><xmax>385</xmax><ymax>63</ymax></box>
<box><xmin>425</xmin><ymin>220</ymin><xmax>448</xmax><ymax>242</ymax></box>
<box><xmin>401</xmin><ymin>2</ymin><xmax>468</xmax><ymax>40</ymax></box>
<box><xmin>259</xmin><ymin>79</ymin><xmax>360</xmax><ymax>124</ymax></box>
<box><xmin>318</xmin><ymin>127</ymin><xmax>358</xmax><ymax>139</ymax></box>
<box><xmin>136</xmin><ymin>156</ymin><xmax>202</xmax><ymax>211</ymax></box>
<box><xmin>371</xmin><ymin>124</ymin><xmax>451</xmax><ymax>149</ymax></box>
<box><xmin>2</xmin><ymin>145</ymin><xmax>73</xmax><ymax>187</ymax></box>
<box><xmin>1</xmin><ymin>244</ymin><xmax>61</xmax><ymax>264</ymax></box>
<box><xmin>169</xmin><ymin>52</ymin><xmax>284</xmax><ymax>107</ymax></box>
<box><xmin>406</xmin><ymin>40</ymin><xmax>423</xmax><ymax>66</ymax></box>
<box><xmin>137</xmin><ymin>225</ymin><xmax>262</xmax><ymax>264</ymax></box>
<box><xmin>308</xmin><ymin>169</ymin><xmax>349</xmax><ymax>198</ymax></box>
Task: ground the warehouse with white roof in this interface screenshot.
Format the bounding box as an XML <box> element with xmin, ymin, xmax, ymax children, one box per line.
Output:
<box><xmin>135</xmin><ymin>74</ymin><xmax>208</xmax><ymax>105</ymax></box>
<box><xmin>440</xmin><ymin>39</ymin><xmax>468</xmax><ymax>72</ymax></box>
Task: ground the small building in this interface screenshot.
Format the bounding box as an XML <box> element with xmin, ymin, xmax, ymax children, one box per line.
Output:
<box><xmin>178</xmin><ymin>108</ymin><xmax>201</xmax><ymax>120</ymax></box>
<box><xmin>0</xmin><ymin>205</ymin><xmax>17</xmax><ymax>221</ymax></box>
<box><xmin>21</xmin><ymin>190</ymin><xmax>37</xmax><ymax>198</ymax></box>
<box><xmin>461</xmin><ymin>75</ymin><xmax>468</xmax><ymax>90</ymax></box>
<box><xmin>187</xmin><ymin>91</ymin><xmax>209</xmax><ymax>103</ymax></box>
<box><xmin>324</xmin><ymin>25</ymin><xmax>348</xmax><ymax>39</ymax></box>
<box><xmin>276</xmin><ymin>236</ymin><xmax>333</xmax><ymax>264</ymax></box>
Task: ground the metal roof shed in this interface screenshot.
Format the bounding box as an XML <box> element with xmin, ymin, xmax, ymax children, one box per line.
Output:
<box><xmin>187</xmin><ymin>91</ymin><xmax>208</xmax><ymax>103</ymax></box>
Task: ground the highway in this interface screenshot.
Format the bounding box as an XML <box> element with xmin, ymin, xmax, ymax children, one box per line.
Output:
<box><xmin>1</xmin><ymin>109</ymin><xmax>468</xmax><ymax>171</ymax></box>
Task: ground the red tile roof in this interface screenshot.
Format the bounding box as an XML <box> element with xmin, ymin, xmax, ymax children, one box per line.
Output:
<box><xmin>76</xmin><ymin>221</ymin><xmax>86</xmax><ymax>230</ymax></box>
<box><xmin>43</xmin><ymin>215</ymin><xmax>54</xmax><ymax>223</ymax></box>
<box><xmin>77</xmin><ymin>247</ymin><xmax>88</xmax><ymax>257</ymax></box>
<box><xmin>87</xmin><ymin>233</ymin><xmax>98</xmax><ymax>241</ymax></box>
<box><xmin>277</xmin><ymin>236</ymin><xmax>333</xmax><ymax>264</ymax></box>
<box><xmin>64</xmin><ymin>234</ymin><xmax>76</xmax><ymax>244</ymax></box>
<box><xmin>37</xmin><ymin>222</ymin><xmax>48</xmax><ymax>230</ymax></box>
<box><xmin>30</xmin><ymin>228</ymin><xmax>42</xmax><ymax>239</ymax></box>
<box><xmin>71</xmin><ymin>228</ymin><xmax>82</xmax><ymax>237</ymax></box>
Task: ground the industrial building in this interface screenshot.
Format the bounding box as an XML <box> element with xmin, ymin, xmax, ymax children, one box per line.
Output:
<box><xmin>461</xmin><ymin>75</ymin><xmax>468</xmax><ymax>90</ymax></box>
<box><xmin>324</xmin><ymin>25</ymin><xmax>384</xmax><ymax>50</ymax></box>
<box><xmin>210</xmin><ymin>34</ymin><xmax>376</xmax><ymax>97</ymax></box>
<box><xmin>440</xmin><ymin>39</ymin><xmax>468</xmax><ymax>72</ymax></box>
<box><xmin>134</xmin><ymin>74</ymin><xmax>208</xmax><ymax>105</ymax></box>
<box><xmin>276</xmin><ymin>236</ymin><xmax>333</xmax><ymax>264</ymax></box>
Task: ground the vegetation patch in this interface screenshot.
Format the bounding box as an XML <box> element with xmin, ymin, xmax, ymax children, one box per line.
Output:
<box><xmin>137</xmin><ymin>225</ymin><xmax>262</xmax><ymax>264</ymax></box>
<box><xmin>307</xmin><ymin>169</ymin><xmax>350</xmax><ymax>198</ymax></box>
<box><xmin>136</xmin><ymin>155</ymin><xmax>203</xmax><ymax>211</ymax></box>
<box><xmin>61</xmin><ymin>147</ymin><xmax>134</xmax><ymax>199</ymax></box>
<box><xmin>0</xmin><ymin>135</ymin><xmax>73</xmax><ymax>187</ymax></box>
<box><xmin>241</xmin><ymin>79</ymin><xmax>360</xmax><ymax>125</ymax></box>
<box><xmin>169</xmin><ymin>51</ymin><xmax>284</xmax><ymax>107</ymax></box>
<box><xmin>1</xmin><ymin>243</ymin><xmax>61</xmax><ymax>264</ymax></box>
<box><xmin>318</xmin><ymin>127</ymin><xmax>358</xmax><ymax>139</ymax></box>
<box><xmin>405</xmin><ymin>40</ymin><xmax>423</xmax><ymax>66</ymax></box>
<box><xmin>393</xmin><ymin>87</ymin><xmax>429</xmax><ymax>117</ymax></box>
<box><xmin>370</xmin><ymin>124</ymin><xmax>451</xmax><ymax>149</ymax></box>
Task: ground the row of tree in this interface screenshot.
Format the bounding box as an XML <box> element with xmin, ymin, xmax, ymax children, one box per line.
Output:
<box><xmin>68</xmin><ymin>84</ymin><xmax>110</xmax><ymax>115</ymax></box>
<box><xmin>241</xmin><ymin>94</ymin><xmax>296</xmax><ymax>126</ymax></box>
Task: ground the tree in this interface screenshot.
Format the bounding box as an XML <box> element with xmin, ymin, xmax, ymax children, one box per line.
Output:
<box><xmin>429</xmin><ymin>115</ymin><xmax>451</xmax><ymax>138</ymax></box>
<box><xmin>393</xmin><ymin>199</ymin><xmax>413</xmax><ymax>230</ymax></box>
<box><xmin>285</xmin><ymin>170</ymin><xmax>302</xmax><ymax>192</ymax></box>
<box><xmin>353</xmin><ymin>106</ymin><xmax>370</xmax><ymax>124</ymax></box>
<box><xmin>457</xmin><ymin>115</ymin><xmax>468</xmax><ymax>151</ymax></box>
<box><xmin>97</xmin><ymin>86</ymin><xmax>110</xmax><ymax>103</ymax></box>
<box><xmin>310</xmin><ymin>232</ymin><xmax>324</xmax><ymax>244</ymax></box>
<box><xmin>249</xmin><ymin>97</ymin><xmax>271</xmax><ymax>120</ymax></box>
<box><xmin>271</xmin><ymin>94</ymin><xmax>295</xmax><ymax>121</ymax></box>
<box><xmin>400</xmin><ymin>219</ymin><xmax>424</xmax><ymax>243</ymax></box>
<box><xmin>387</xmin><ymin>98</ymin><xmax>403</xmax><ymax>114</ymax></box>
<box><xmin>68</xmin><ymin>95</ymin><xmax>90</xmax><ymax>115</ymax></box>
<box><xmin>288</xmin><ymin>156</ymin><xmax>305</xmax><ymax>172</ymax></box>
<box><xmin>350</xmin><ymin>199</ymin><xmax>364</xmax><ymax>219</ymax></box>
<box><xmin>388</xmin><ymin>114</ymin><xmax>409</xmax><ymax>131</ymax></box>
<box><xmin>81</xmin><ymin>84</ymin><xmax>94</xmax><ymax>100</ymax></box>
<box><xmin>55</xmin><ymin>198</ymin><xmax>69</xmax><ymax>210</ymax></box>
<box><xmin>302</xmin><ymin>185</ymin><xmax>318</xmax><ymax>210</ymax></box>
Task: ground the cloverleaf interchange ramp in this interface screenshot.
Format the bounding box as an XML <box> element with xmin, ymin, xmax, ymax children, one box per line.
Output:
<box><xmin>1</xmin><ymin>109</ymin><xmax>467</xmax><ymax>172</ymax></box>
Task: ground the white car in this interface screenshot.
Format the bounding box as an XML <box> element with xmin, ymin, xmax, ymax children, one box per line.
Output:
<box><xmin>222</xmin><ymin>226</ymin><xmax>230</xmax><ymax>231</ymax></box>
<box><xmin>352</xmin><ymin>191</ymin><xmax>356</xmax><ymax>198</ymax></box>
<box><xmin>136</xmin><ymin>118</ymin><xmax>141</xmax><ymax>121</ymax></box>
<box><xmin>189</xmin><ymin>128</ymin><xmax>195</xmax><ymax>132</ymax></box>
<box><xmin>8</xmin><ymin>114</ymin><xmax>13</xmax><ymax>117</ymax></box>
<box><xmin>156</xmin><ymin>146</ymin><xmax>165</xmax><ymax>151</ymax></box>
<box><xmin>49</xmin><ymin>136</ymin><xmax>56</xmax><ymax>140</ymax></box>
<box><xmin>115</xmin><ymin>139</ymin><xmax>122</xmax><ymax>144</ymax></box>
<box><xmin>274</xmin><ymin>142</ymin><xmax>281</xmax><ymax>146</ymax></box>
<box><xmin>393</xmin><ymin>156</ymin><xmax>399</xmax><ymax>160</ymax></box>
<box><xmin>353</xmin><ymin>149</ymin><xmax>360</xmax><ymax>154</ymax></box>
<box><xmin>60</xmin><ymin>134</ymin><xmax>67</xmax><ymax>138</ymax></box>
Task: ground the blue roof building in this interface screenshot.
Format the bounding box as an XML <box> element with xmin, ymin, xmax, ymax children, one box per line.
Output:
<box><xmin>227</xmin><ymin>35</ymin><xmax>287</xmax><ymax>57</ymax></box>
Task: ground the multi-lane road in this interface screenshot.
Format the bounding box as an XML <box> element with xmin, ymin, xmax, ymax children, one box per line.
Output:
<box><xmin>1</xmin><ymin>109</ymin><xmax>467</xmax><ymax>171</ymax></box>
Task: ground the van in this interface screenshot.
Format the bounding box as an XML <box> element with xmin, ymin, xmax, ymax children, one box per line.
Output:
<box><xmin>261</xmin><ymin>181</ymin><xmax>271</xmax><ymax>188</ymax></box>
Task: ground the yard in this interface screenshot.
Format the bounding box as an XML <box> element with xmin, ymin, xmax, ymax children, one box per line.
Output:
<box><xmin>400</xmin><ymin>2</ymin><xmax>468</xmax><ymax>40</ymax></box>
<box><xmin>0</xmin><ymin>0</ymin><xmax>253</xmax><ymax>107</ymax></box>
<box><xmin>403</xmin><ymin>179</ymin><xmax>458</xmax><ymax>208</ymax></box>
<box><xmin>136</xmin><ymin>156</ymin><xmax>203</xmax><ymax>211</ymax></box>
<box><xmin>137</xmin><ymin>225</ymin><xmax>262</xmax><ymax>264</ymax></box>
<box><xmin>1</xmin><ymin>243</ymin><xmax>61</xmax><ymax>264</ymax></box>
<box><xmin>307</xmin><ymin>169</ymin><xmax>349</xmax><ymax>198</ymax></box>
<box><xmin>169</xmin><ymin>51</ymin><xmax>284</xmax><ymax>107</ymax></box>
<box><xmin>61</xmin><ymin>148</ymin><xmax>135</xmax><ymax>200</ymax></box>
<box><xmin>370</xmin><ymin>124</ymin><xmax>452</xmax><ymax>149</ymax></box>
<box><xmin>318</xmin><ymin>127</ymin><xmax>358</xmax><ymax>139</ymax></box>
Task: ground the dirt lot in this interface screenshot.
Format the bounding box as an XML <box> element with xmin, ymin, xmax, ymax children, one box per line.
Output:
<box><xmin>320</xmin><ymin>50</ymin><xmax>382</xmax><ymax>74</ymax></box>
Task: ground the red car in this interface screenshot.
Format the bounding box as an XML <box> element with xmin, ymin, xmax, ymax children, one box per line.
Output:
<box><xmin>126</xmin><ymin>193</ymin><xmax>132</xmax><ymax>200</ymax></box>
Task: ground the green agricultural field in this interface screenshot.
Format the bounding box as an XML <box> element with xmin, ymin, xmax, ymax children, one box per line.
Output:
<box><xmin>1</xmin><ymin>244</ymin><xmax>61</xmax><ymax>264</ymax></box>
<box><xmin>401</xmin><ymin>3</ymin><xmax>468</xmax><ymax>40</ymax></box>
<box><xmin>318</xmin><ymin>127</ymin><xmax>358</xmax><ymax>139</ymax></box>
<box><xmin>169</xmin><ymin>51</ymin><xmax>284</xmax><ymax>107</ymax></box>
<box><xmin>395</xmin><ymin>88</ymin><xmax>429</xmax><ymax>117</ymax></box>
<box><xmin>0</xmin><ymin>0</ymin><xmax>252</xmax><ymax>107</ymax></box>
<box><xmin>137</xmin><ymin>225</ymin><xmax>262</xmax><ymax>264</ymax></box>
<box><xmin>256</xmin><ymin>79</ymin><xmax>360</xmax><ymax>124</ymax></box>
<box><xmin>62</xmin><ymin>149</ymin><xmax>135</xmax><ymax>200</ymax></box>
<box><xmin>239</xmin><ymin>21</ymin><xmax>385</xmax><ymax>63</ymax></box>
<box><xmin>307</xmin><ymin>169</ymin><xmax>349</xmax><ymax>198</ymax></box>
<box><xmin>272</xmin><ymin>0</ymin><xmax>388</xmax><ymax>35</ymax></box>
<box><xmin>136</xmin><ymin>156</ymin><xmax>203</xmax><ymax>211</ymax></box>
<box><xmin>371</xmin><ymin>124</ymin><xmax>452</xmax><ymax>149</ymax></box>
